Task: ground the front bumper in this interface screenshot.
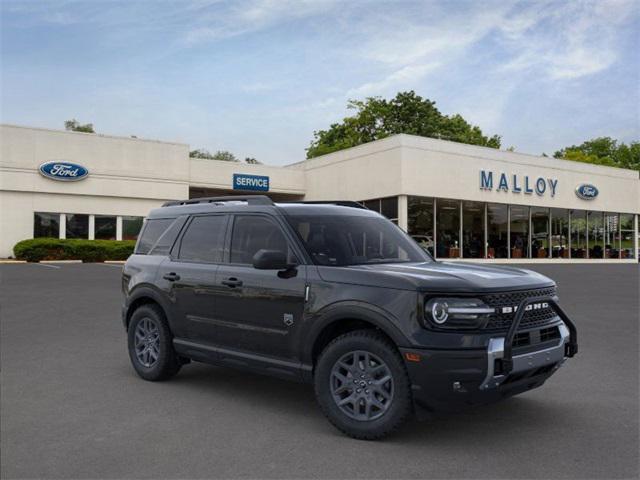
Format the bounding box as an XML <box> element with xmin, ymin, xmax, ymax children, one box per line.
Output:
<box><xmin>401</xmin><ymin>324</ymin><xmax>570</xmax><ymax>412</ymax></box>
<box><xmin>402</xmin><ymin>297</ymin><xmax>578</xmax><ymax>414</ymax></box>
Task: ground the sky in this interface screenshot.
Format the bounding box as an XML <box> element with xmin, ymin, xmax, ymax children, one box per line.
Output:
<box><xmin>1</xmin><ymin>0</ymin><xmax>639</xmax><ymax>165</ymax></box>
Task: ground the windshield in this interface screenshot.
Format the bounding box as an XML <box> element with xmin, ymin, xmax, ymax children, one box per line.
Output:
<box><xmin>286</xmin><ymin>214</ymin><xmax>431</xmax><ymax>266</ymax></box>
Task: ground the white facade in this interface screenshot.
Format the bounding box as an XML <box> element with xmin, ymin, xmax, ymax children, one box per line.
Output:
<box><xmin>1</xmin><ymin>124</ymin><xmax>638</xmax><ymax>261</ymax></box>
<box><xmin>293</xmin><ymin>134</ymin><xmax>639</xmax><ymax>214</ymax></box>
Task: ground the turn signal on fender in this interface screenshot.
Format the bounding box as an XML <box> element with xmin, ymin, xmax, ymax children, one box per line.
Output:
<box><xmin>404</xmin><ymin>352</ymin><xmax>421</xmax><ymax>362</ymax></box>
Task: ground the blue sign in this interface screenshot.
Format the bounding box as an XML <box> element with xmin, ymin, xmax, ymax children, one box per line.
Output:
<box><xmin>233</xmin><ymin>173</ymin><xmax>269</xmax><ymax>192</ymax></box>
<box><xmin>480</xmin><ymin>170</ymin><xmax>558</xmax><ymax>197</ymax></box>
<box><xmin>39</xmin><ymin>161</ymin><xmax>89</xmax><ymax>182</ymax></box>
<box><xmin>575</xmin><ymin>184</ymin><xmax>598</xmax><ymax>200</ymax></box>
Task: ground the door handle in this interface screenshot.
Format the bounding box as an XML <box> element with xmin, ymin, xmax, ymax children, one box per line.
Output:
<box><xmin>221</xmin><ymin>277</ymin><xmax>243</xmax><ymax>288</ymax></box>
<box><xmin>163</xmin><ymin>272</ymin><xmax>180</xmax><ymax>282</ymax></box>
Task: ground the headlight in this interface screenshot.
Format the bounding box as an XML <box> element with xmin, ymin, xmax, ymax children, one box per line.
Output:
<box><xmin>424</xmin><ymin>297</ymin><xmax>494</xmax><ymax>329</ymax></box>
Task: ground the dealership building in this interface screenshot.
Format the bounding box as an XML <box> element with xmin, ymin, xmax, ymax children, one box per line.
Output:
<box><xmin>1</xmin><ymin>123</ymin><xmax>638</xmax><ymax>262</ymax></box>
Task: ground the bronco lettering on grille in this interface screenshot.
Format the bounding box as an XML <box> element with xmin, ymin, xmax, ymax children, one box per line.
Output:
<box><xmin>500</xmin><ymin>302</ymin><xmax>549</xmax><ymax>314</ymax></box>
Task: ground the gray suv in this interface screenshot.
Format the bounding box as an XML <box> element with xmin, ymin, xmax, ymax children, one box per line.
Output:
<box><xmin>122</xmin><ymin>195</ymin><xmax>578</xmax><ymax>439</ymax></box>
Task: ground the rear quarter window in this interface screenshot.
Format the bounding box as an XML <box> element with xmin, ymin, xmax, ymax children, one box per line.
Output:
<box><xmin>135</xmin><ymin>218</ymin><xmax>174</xmax><ymax>254</ymax></box>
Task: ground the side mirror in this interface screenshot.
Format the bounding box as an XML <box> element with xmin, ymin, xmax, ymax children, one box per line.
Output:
<box><xmin>252</xmin><ymin>249</ymin><xmax>289</xmax><ymax>270</ymax></box>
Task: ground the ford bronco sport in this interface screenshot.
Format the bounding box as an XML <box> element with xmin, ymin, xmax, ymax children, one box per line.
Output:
<box><xmin>122</xmin><ymin>195</ymin><xmax>578</xmax><ymax>439</ymax></box>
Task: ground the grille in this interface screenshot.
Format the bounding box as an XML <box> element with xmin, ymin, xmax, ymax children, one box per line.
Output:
<box><xmin>512</xmin><ymin>332</ymin><xmax>530</xmax><ymax>348</ymax></box>
<box><xmin>482</xmin><ymin>287</ymin><xmax>559</xmax><ymax>331</ymax></box>
<box><xmin>540</xmin><ymin>325</ymin><xmax>561</xmax><ymax>342</ymax></box>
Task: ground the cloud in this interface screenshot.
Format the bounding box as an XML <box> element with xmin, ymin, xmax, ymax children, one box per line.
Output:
<box><xmin>240</xmin><ymin>81</ymin><xmax>278</xmax><ymax>93</ymax></box>
<box><xmin>344</xmin><ymin>0</ymin><xmax>637</xmax><ymax>104</ymax></box>
<box><xmin>347</xmin><ymin>63</ymin><xmax>440</xmax><ymax>97</ymax></box>
<box><xmin>182</xmin><ymin>0</ymin><xmax>341</xmax><ymax>44</ymax></box>
<box><xmin>499</xmin><ymin>0</ymin><xmax>637</xmax><ymax>80</ymax></box>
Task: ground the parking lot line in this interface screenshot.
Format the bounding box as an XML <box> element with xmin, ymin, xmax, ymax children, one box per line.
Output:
<box><xmin>34</xmin><ymin>263</ymin><xmax>61</xmax><ymax>269</ymax></box>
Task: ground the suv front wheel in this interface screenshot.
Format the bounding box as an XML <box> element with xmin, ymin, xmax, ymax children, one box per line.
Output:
<box><xmin>314</xmin><ymin>330</ymin><xmax>412</xmax><ymax>440</ymax></box>
<box><xmin>127</xmin><ymin>304</ymin><xmax>181</xmax><ymax>381</ymax></box>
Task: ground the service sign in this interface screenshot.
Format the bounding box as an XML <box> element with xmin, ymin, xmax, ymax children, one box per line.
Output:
<box><xmin>575</xmin><ymin>184</ymin><xmax>598</xmax><ymax>200</ymax></box>
<box><xmin>233</xmin><ymin>173</ymin><xmax>269</xmax><ymax>192</ymax></box>
<box><xmin>39</xmin><ymin>161</ymin><xmax>89</xmax><ymax>182</ymax></box>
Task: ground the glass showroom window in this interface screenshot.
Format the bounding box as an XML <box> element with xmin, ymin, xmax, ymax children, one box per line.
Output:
<box><xmin>603</xmin><ymin>213</ymin><xmax>619</xmax><ymax>259</ymax></box>
<box><xmin>487</xmin><ymin>203</ymin><xmax>508</xmax><ymax>259</ymax></box>
<box><xmin>122</xmin><ymin>216</ymin><xmax>144</xmax><ymax>240</ymax></box>
<box><xmin>436</xmin><ymin>199</ymin><xmax>460</xmax><ymax>258</ymax></box>
<box><xmin>65</xmin><ymin>214</ymin><xmax>89</xmax><ymax>239</ymax></box>
<box><xmin>551</xmin><ymin>209</ymin><xmax>570</xmax><ymax>258</ymax></box>
<box><xmin>588</xmin><ymin>211</ymin><xmax>604</xmax><ymax>258</ymax></box>
<box><xmin>531</xmin><ymin>207</ymin><xmax>550</xmax><ymax>259</ymax></box>
<box><xmin>620</xmin><ymin>214</ymin><xmax>636</xmax><ymax>259</ymax></box>
<box><xmin>571</xmin><ymin>210</ymin><xmax>587</xmax><ymax>258</ymax></box>
<box><xmin>362</xmin><ymin>197</ymin><xmax>398</xmax><ymax>223</ymax></box>
<box><xmin>408</xmin><ymin>196</ymin><xmax>434</xmax><ymax>256</ymax></box>
<box><xmin>510</xmin><ymin>205</ymin><xmax>529</xmax><ymax>259</ymax></box>
<box><xmin>95</xmin><ymin>215</ymin><xmax>117</xmax><ymax>240</ymax></box>
<box><xmin>462</xmin><ymin>201</ymin><xmax>484</xmax><ymax>258</ymax></box>
<box><xmin>34</xmin><ymin>212</ymin><xmax>60</xmax><ymax>238</ymax></box>
<box><xmin>380</xmin><ymin>197</ymin><xmax>398</xmax><ymax>223</ymax></box>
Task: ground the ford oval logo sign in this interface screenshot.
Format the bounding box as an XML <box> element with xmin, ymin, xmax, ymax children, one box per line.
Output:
<box><xmin>39</xmin><ymin>161</ymin><xmax>89</xmax><ymax>182</ymax></box>
<box><xmin>575</xmin><ymin>184</ymin><xmax>598</xmax><ymax>200</ymax></box>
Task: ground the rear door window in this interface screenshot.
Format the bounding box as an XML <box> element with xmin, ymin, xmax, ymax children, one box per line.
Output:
<box><xmin>178</xmin><ymin>215</ymin><xmax>228</xmax><ymax>263</ymax></box>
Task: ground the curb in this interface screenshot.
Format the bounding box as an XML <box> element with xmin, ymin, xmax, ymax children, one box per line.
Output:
<box><xmin>103</xmin><ymin>260</ymin><xmax>126</xmax><ymax>264</ymax></box>
<box><xmin>0</xmin><ymin>259</ymin><xmax>27</xmax><ymax>264</ymax></box>
<box><xmin>39</xmin><ymin>260</ymin><xmax>83</xmax><ymax>264</ymax></box>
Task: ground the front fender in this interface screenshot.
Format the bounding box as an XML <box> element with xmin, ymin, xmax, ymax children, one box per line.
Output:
<box><xmin>299</xmin><ymin>301</ymin><xmax>411</xmax><ymax>367</ymax></box>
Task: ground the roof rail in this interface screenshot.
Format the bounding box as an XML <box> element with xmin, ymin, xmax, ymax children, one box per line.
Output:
<box><xmin>162</xmin><ymin>195</ymin><xmax>274</xmax><ymax>207</ymax></box>
<box><xmin>285</xmin><ymin>200</ymin><xmax>368</xmax><ymax>209</ymax></box>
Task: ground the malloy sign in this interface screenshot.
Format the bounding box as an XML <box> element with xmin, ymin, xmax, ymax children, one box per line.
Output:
<box><xmin>480</xmin><ymin>170</ymin><xmax>558</xmax><ymax>197</ymax></box>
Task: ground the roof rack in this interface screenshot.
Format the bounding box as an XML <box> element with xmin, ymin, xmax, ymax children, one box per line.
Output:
<box><xmin>284</xmin><ymin>200</ymin><xmax>367</xmax><ymax>209</ymax></box>
<box><xmin>162</xmin><ymin>195</ymin><xmax>274</xmax><ymax>207</ymax></box>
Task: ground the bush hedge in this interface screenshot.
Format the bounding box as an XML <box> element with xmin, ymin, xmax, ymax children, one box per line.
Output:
<box><xmin>13</xmin><ymin>238</ymin><xmax>136</xmax><ymax>262</ymax></box>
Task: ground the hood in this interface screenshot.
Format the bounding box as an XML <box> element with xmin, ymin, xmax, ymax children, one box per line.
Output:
<box><xmin>316</xmin><ymin>261</ymin><xmax>554</xmax><ymax>293</ymax></box>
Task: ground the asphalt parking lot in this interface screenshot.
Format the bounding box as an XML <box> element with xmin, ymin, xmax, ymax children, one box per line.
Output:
<box><xmin>1</xmin><ymin>263</ymin><xmax>638</xmax><ymax>479</ymax></box>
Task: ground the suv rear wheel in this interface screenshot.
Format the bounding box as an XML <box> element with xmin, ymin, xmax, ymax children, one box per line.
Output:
<box><xmin>314</xmin><ymin>330</ymin><xmax>412</xmax><ymax>440</ymax></box>
<box><xmin>127</xmin><ymin>304</ymin><xmax>181</xmax><ymax>381</ymax></box>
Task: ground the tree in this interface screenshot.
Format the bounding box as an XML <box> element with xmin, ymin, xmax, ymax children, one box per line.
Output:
<box><xmin>306</xmin><ymin>91</ymin><xmax>501</xmax><ymax>158</ymax></box>
<box><xmin>554</xmin><ymin>137</ymin><xmax>640</xmax><ymax>172</ymax></box>
<box><xmin>189</xmin><ymin>149</ymin><xmax>239</xmax><ymax>162</ymax></box>
<box><xmin>189</xmin><ymin>149</ymin><xmax>215</xmax><ymax>159</ymax></box>
<box><xmin>244</xmin><ymin>157</ymin><xmax>262</xmax><ymax>164</ymax></box>
<box><xmin>64</xmin><ymin>119</ymin><xmax>94</xmax><ymax>133</ymax></box>
<box><xmin>212</xmin><ymin>150</ymin><xmax>238</xmax><ymax>162</ymax></box>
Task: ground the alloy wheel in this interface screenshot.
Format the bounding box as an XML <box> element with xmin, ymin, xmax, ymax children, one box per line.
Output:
<box><xmin>329</xmin><ymin>350</ymin><xmax>394</xmax><ymax>421</ymax></box>
<box><xmin>134</xmin><ymin>317</ymin><xmax>160</xmax><ymax>368</ymax></box>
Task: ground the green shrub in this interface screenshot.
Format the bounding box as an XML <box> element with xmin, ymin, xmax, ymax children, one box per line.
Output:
<box><xmin>13</xmin><ymin>238</ymin><xmax>136</xmax><ymax>262</ymax></box>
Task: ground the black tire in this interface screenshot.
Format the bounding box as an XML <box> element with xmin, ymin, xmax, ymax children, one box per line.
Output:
<box><xmin>314</xmin><ymin>329</ymin><xmax>412</xmax><ymax>440</ymax></box>
<box><xmin>127</xmin><ymin>304</ymin><xmax>181</xmax><ymax>381</ymax></box>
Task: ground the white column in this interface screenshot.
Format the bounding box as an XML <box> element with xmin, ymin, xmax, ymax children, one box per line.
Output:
<box><xmin>397</xmin><ymin>195</ymin><xmax>408</xmax><ymax>232</ymax></box>
<box><xmin>88</xmin><ymin>215</ymin><xmax>95</xmax><ymax>240</ymax></box>
<box><xmin>483</xmin><ymin>203</ymin><xmax>488</xmax><ymax>259</ymax></box>
<box><xmin>59</xmin><ymin>213</ymin><xmax>66</xmax><ymax>239</ymax></box>
<box><xmin>116</xmin><ymin>216</ymin><xmax>123</xmax><ymax>241</ymax></box>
